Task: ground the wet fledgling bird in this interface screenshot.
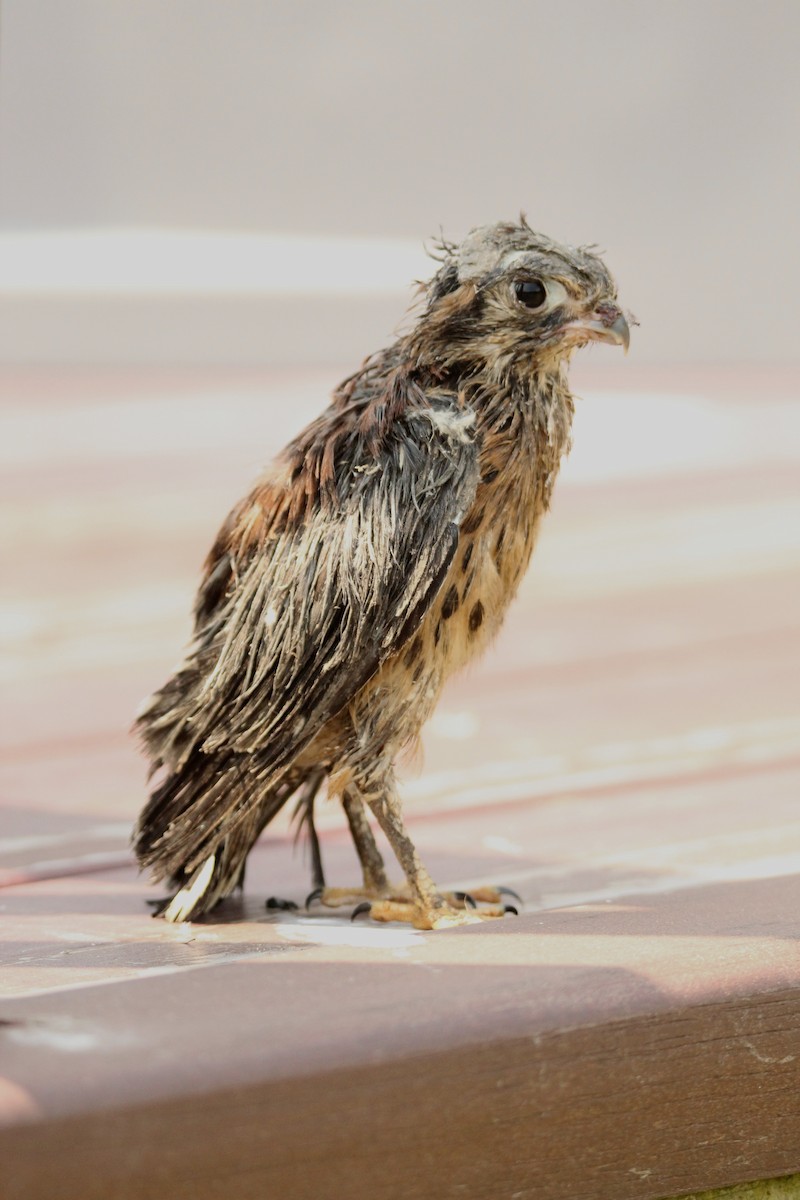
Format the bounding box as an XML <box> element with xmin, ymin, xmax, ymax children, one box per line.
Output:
<box><xmin>134</xmin><ymin>217</ymin><xmax>632</xmax><ymax>928</ymax></box>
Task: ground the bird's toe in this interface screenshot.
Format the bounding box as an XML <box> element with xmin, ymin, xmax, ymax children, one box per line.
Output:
<box><xmin>351</xmin><ymin>901</ymin><xmax>374</xmax><ymax>922</ymax></box>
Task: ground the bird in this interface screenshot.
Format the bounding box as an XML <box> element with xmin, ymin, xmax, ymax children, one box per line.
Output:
<box><xmin>133</xmin><ymin>216</ymin><xmax>632</xmax><ymax>929</ymax></box>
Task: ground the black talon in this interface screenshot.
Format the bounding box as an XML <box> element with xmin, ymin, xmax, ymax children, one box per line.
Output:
<box><xmin>305</xmin><ymin>887</ymin><xmax>325</xmax><ymax>910</ymax></box>
<box><xmin>266</xmin><ymin>897</ymin><xmax>298</xmax><ymax>912</ymax></box>
<box><xmin>453</xmin><ymin>891</ymin><xmax>478</xmax><ymax>909</ymax></box>
<box><xmin>497</xmin><ymin>886</ymin><xmax>523</xmax><ymax>905</ymax></box>
<box><xmin>503</xmin><ymin>904</ymin><xmax>519</xmax><ymax>917</ymax></box>
<box><xmin>146</xmin><ymin>897</ymin><xmax>171</xmax><ymax>917</ymax></box>
<box><xmin>351</xmin><ymin>902</ymin><xmax>373</xmax><ymax>922</ymax></box>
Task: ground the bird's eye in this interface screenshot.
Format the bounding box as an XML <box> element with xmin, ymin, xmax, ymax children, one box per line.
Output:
<box><xmin>514</xmin><ymin>279</ymin><xmax>547</xmax><ymax>310</ymax></box>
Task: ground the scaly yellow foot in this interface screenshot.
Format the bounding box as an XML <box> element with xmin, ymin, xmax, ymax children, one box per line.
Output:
<box><xmin>363</xmin><ymin>898</ymin><xmax>511</xmax><ymax>930</ymax></box>
<box><xmin>305</xmin><ymin>884</ymin><xmax>403</xmax><ymax>910</ymax></box>
<box><xmin>305</xmin><ymin>885</ymin><xmax>521</xmax><ymax>928</ymax></box>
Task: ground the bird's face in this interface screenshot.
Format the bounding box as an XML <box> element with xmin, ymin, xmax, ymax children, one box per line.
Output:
<box><xmin>421</xmin><ymin>220</ymin><xmax>633</xmax><ymax>376</ymax></box>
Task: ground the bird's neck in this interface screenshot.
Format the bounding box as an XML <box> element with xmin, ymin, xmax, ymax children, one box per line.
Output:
<box><xmin>460</xmin><ymin>363</ymin><xmax>575</xmax><ymax>514</ymax></box>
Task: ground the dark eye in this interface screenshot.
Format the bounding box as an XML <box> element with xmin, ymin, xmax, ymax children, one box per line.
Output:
<box><xmin>514</xmin><ymin>279</ymin><xmax>547</xmax><ymax>310</ymax></box>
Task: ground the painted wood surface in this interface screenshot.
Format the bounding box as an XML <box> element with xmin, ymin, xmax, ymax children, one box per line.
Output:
<box><xmin>1</xmin><ymin>364</ymin><xmax>799</xmax><ymax>1200</ymax></box>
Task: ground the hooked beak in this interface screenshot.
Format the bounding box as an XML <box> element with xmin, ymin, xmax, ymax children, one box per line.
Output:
<box><xmin>564</xmin><ymin>305</ymin><xmax>632</xmax><ymax>354</ymax></box>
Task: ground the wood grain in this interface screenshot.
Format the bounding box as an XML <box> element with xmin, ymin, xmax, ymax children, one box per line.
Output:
<box><xmin>1</xmin><ymin>365</ymin><xmax>799</xmax><ymax>1199</ymax></box>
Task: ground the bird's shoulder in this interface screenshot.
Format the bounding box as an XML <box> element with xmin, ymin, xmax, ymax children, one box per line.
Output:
<box><xmin>194</xmin><ymin>361</ymin><xmax>479</xmax><ymax>628</ymax></box>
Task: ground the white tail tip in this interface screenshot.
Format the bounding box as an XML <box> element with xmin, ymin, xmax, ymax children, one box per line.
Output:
<box><xmin>162</xmin><ymin>853</ymin><xmax>216</xmax><ymax>923</ymax></box>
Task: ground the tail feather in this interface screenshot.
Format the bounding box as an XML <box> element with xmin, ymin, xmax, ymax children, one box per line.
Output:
<box><xmin>134</xmin><ymin>749</ymin><xmax>308</xmax><ymax>920</ymax></box>
<box><xmin>161</xmin><ymin>854</ymin><xmax>218</xmax><ymax>922</ymax></box>
<box><xmin>133</xmin><ymin>660</ymin><xmax>210</xmax><ymax>774</ymax></box>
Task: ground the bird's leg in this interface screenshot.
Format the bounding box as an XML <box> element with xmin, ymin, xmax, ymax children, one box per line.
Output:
<box><xmin>343</xmin><ymin>790</ymin><xmax>388</xmax><ymax>894</ymax></box>
<box><xmin>268</xmin><ymin>769</ymin><xmax>326</xmax><ymax>913</ymax></box>
<box><xmin>358</xmin><ymin>767</ymin><xmax>505</xmax><ymax>930</ymax></box>
<box><xmin>305</xmin><ymin>762</ymin><xmax>509</xmax><ymax>926</ymax></box>
<box><xmin>296</xmin><ymin>768</ymin><xmax>327</xmax><ymax>891</ymax></box>
<box><xmin>306</xmin><ymin>790</ymin><xmax>393</xmax><ymax>910</ymax></box>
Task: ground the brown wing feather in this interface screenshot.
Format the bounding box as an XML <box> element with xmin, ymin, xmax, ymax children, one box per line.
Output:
<box><xmin>185</xmin><ymin>400</ymin><xmax>477</xmax><ymax>770</ymax></box>
<box><xmin>136</xmin><ymin>382</ymin><xmax>479</xmax><ymax>799</ymax></box>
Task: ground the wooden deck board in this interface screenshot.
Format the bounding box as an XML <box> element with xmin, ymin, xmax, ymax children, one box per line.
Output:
<box><xmin>1</xmin><ymin>365</ymin><xmax>799</xmax><ymax>1200</ymax></box>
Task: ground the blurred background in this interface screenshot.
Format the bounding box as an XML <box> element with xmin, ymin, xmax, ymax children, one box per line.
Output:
<box><xmin>1</xmin><ymin>1</ymin><xmax>799</xmax><ymax>898</ymax></box>
<box><xmin>1</xmin><ymin>0</ymin><xmax>799</xmax><ymax>364</ymax></box>
<box><xmin>3</xmin><ymin>11</ymin><xmax>800</xmax><ymax>1184</ymax></box>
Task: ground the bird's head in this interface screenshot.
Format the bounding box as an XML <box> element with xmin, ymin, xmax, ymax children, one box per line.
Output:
<box><xmin>412</xmin><ymin>217</ymin><xmax>633</xmax><ymax>378</ymax></box>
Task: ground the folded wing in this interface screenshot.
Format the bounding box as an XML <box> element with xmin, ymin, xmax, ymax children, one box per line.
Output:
<box><xmin>139</xmin><ymin>397</ymin><xmax>480</xmax><ymax>789</ymax></box>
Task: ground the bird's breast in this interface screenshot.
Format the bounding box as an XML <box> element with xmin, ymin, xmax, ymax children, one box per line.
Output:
<box><xmin>358</xmin><ymin>460</ymin><xmax>546</xmax><ymax>751</ymax></box>
<box><xmin>351</xmin><ymin>377</ymin><xmax>573</xmax><ymax>752</ymax></box>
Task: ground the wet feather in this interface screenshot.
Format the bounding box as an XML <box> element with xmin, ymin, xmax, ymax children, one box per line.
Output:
<box><xmin>133</xmin><ymin>216</ymin><xmax>632</xmax><ymax>920</ymax></box>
